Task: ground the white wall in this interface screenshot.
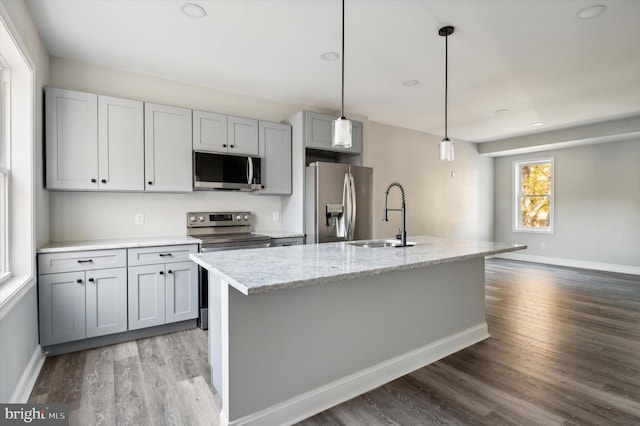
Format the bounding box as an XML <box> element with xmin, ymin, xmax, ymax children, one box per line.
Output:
<box><xmin>0</xmin><ymin>0</ymin><xmax>48</xmax><ymax>403</ymax></box>
<box><xmin>47</xmin><ymin>58</ymin><xmax>303</xmax><ymax>241</ymax></box>
<box><xmin>494</xmin><ymin>139</ymin><xmax>640</xmax><ymax>271</ymax></box>
<box><xmin>366</xmin><ymin>122</ymin><xmax>494</xmax><ymax>241</ymax></box>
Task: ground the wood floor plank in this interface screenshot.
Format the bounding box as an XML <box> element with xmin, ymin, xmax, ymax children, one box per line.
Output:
<box><xmin>28</xmin><ymin>259</ymin><xmax>640</xmax><ymax>425</ymax></box>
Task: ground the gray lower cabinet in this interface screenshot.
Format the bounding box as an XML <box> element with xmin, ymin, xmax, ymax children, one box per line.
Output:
<box><xmin>38</xmin><ymin>244</ymin><xmax>198</xmax><ymax>347</ymax></box>
<box><xmin>127</xmin><ymin>245</ymin><xmax>199</xmax><ymax>331</ymax></box>
<box><xmin>38</xmin><ymin>249</ymin><xmax>128</xmax><ymax>346</ymax></box>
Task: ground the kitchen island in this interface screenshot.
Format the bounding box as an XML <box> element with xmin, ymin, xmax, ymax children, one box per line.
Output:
<box><xmin>190</xmin><ymin>236</ymin><xmax>526</xmax><ymax>426</ymax></box>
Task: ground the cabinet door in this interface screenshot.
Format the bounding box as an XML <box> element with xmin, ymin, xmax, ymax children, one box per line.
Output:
<box><xmin>304</xmin><ymin>111</ymin><xmax>362</xmax><ymax>154</ymax></box>
<box><xmin>98</xmin><ymin>96</ymin><xmax>144</xmax><ymax>191</ymax></box>
<box><xmin>39</xmin><ymin>271</ymin><xmax>86</xmax><ymax>346</ymax></box>
<box><xmin>228</xmin><ymin>116</ymin><xmax>259</xmax><ymax>156</ymax></box>
<box><xmin>256</xmin><ymin>121</ymin><xmax>292</xmax><ymax>195</ymax></box>
<box><xmin>128</xmin><ymin>265</ymin><xmax>166</xmax><ymax>330</ymax></box>
<box><xmin>144</xmin><ymin>103</ymin><xmax>193</xmax><ymax>192</ymax></box>
<box><xmin>347</xmin><ymin>120</ymin><xmax>363</xmax><ymax>155</ymax></box>
<box><xmin>165</xmin><ymin>261</ymin><xmax>198</xmax><ymax>323</ymax></box>
<box><xmin>193</xmin><ymin>110</ymin><xmax>228</xmax><ymax>153</ymax></box>
<box><xmin>45</xmin><ymin>87</ymin><xmax>99</xmax><ymax>190</ymax></box>
<box><xmin>304</xmin><ymin>111</ymin><xmax>333</xmax><ymax>150</ymax></box>
<box><xmin>85</xmin><ymin>267</ymin><xmax>127</xmax><ymax>338</ymax></box>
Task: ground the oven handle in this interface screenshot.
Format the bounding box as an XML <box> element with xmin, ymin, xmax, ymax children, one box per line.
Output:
<box><xmin>200</xmin><ymin>242</ymin><xmax>271</xmax><ymax>253</ymax></box>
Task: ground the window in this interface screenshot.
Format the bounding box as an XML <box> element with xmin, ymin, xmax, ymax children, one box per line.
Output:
<box><xmin>0</xmin><ymin>10</ymin><xmax>35</xmax><ymax>303</ymax></box>
<box><xmin>514</xmin><ymin>158</ymin><xmax>553</xmax><ymax>233</ymax></box>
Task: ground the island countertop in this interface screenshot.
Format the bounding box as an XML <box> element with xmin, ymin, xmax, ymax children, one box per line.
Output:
<box><xmin>190</xmin><ymin>235</ymin><xmax>526</xmax><ymax>295</ymax></box>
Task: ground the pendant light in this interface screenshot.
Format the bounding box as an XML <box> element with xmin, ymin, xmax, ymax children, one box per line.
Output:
<box><xmin>438</xmin><ymin>26</ymin><xmax>455</xmax><ymax>161</ymax></box>
<box><xmin>332</xmin><ymin>0</ymin><xmax>352</xmax><ymax>148</ymax></box>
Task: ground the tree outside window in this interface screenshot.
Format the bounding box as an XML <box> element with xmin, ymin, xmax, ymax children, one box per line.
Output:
<box><xmin>514</xmin><ymin>158</ymin><xmax>553</xmax><ymax>233</ymax></box>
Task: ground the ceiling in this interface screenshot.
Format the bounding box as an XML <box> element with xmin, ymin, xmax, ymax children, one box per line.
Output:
<box><xmin>26</xmin><ymin>0</ymin><xmax>640</xmax><ymax>142</ymax></box>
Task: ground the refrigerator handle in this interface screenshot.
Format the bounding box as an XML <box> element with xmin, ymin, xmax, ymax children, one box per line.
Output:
<box><xmin>349</xmin><ymin>173</ymin><xmax>357</xmax><ymax>240</ymax></box>
<box><xmin>337</xmin><ymin>172</ymin><xmax>349</xmax><ymax>239</ymax></box>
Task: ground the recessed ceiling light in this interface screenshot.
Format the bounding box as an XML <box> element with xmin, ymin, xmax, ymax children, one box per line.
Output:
<box><xmin>181</xmin><ymin>3</ymin><xmax>206</xmax><ymax>19</ymax></box>
<box><xmin>576</xmin><ymin>5</ymin><xmax>607</xmax><ymax>20</ymax></box>
<box><xmin>320</xmin><ymin>52</ymin><xmax>340</xmax><ymax>62</ymax></box>
<box><xmin>402</xmin><ymin>80</ymin><xmax>419</xmax><ymax>87</ymax></box>
<box><xmin>493</xmin><ymin>109</ymin><xmax>509</xmax><ymax>115</ymax></box>
<box><xmin>532</xmin><ymin>122</ymin><xmax>545</xmax><ymax>127</ymax></box>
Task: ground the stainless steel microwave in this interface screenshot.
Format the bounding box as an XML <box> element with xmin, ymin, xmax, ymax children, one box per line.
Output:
<box><xmin>193</xmin><ymin>151</ymin><xmax>262</xmax><ymax>191</ymax></box>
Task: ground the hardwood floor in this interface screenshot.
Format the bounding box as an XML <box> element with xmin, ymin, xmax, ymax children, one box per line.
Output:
<box><xmin>29</xmin><ymin>259</ymin><xmax>640</xmax><ymax>425</ymax></box>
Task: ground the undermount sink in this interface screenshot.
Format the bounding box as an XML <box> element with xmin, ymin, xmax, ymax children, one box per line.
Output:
<box><xmin>348</xmin><ymin>239</ymin><xmax>416</xmax><ymax>248</ymax></box>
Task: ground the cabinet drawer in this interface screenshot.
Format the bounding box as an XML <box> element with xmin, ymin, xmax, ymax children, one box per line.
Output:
<box><xmin>38</xmin><ymin>249</ymin><xmax>127</xmax><ymax>274</ymax></box>
<box><xmin>127</xmin><ymin>244</ymin><xmax>198</xmax><ymax>266</ymax></box>
<box><xmin>271</xmin><ymin>237</ymin><xmax>305</xmax><ymax>247</ymax></box>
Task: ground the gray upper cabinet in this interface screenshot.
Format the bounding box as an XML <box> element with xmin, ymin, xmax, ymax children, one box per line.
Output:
<box><xmin>98</xmin><ymin>95</ymin><xmax>144</xmax><ymax>190</ymax></box>
<box><xmin>193</xmin><ymin>110</ymin><xmax>228</xmax><ymax>153</ymax></box>
<box><xmin>45</xmin><ymin>87</ymin><xmax>144</xmax><ymax>191</ymax></box>
<box><xmin>228</xmin><ymin>115</ymin><xmax>259</xmax><ymax>156</ymax></box>
<box><xmin>144</xmin><ymin>103</ymin><xmax>193</xmax><ymax>192</ymax></box>
<box><xmin>304</xmin><ymin>111</ymin><xmax>362</xmax><ymax>155</ymax></box>
<box><xmin>45</xmin><ymin>87</ymin><xmax>99</xmax><ymax>190</ymax></box>
<box><xmin>256</xmin><ymin>121</ymin><xmax>292</xmax><ymax>195</ymax></box>
<box><xmin>194</xmin><ymin>111</ymin><xmax>259</xmax><ymax>156</ymax></box>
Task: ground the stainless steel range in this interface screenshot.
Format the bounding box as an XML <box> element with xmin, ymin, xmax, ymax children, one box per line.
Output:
<box><xmin>188</xmin><ymin>211</ymin><xmax>271</xmax><ymax>329</ymax></box>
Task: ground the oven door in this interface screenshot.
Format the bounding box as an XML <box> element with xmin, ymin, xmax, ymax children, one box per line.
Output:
<box><xmin>198</xmin><ymin>237</ymin><xmax>271</xmax><ymax>329</ymax></box>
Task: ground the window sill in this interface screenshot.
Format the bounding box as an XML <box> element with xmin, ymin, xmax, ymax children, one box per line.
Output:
<box><xmin>0</xmin><ymin>274</ymin><xmax>35</xmax><ymax>320</ymax></box>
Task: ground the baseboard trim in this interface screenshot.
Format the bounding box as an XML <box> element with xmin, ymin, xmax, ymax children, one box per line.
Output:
<box><xmin>222</xmin><ymin>323</ymin><xmax>489</xmax><ymax>426</ymax></box>
<box><xmin>10</xmin><ymin>345</ymin><xmax>45</xmax><ymax>403</ymax></box>
<box><xmin>495</xmin><ymin>253</ymin><xmax>640</xmax><ymax>276</ymax></box>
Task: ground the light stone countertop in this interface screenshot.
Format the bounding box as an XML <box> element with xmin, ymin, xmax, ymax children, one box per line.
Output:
<box><xmin>37</xmin><ymin>236</ymin><xmax>201</xmax><ymax>253</ymax></box>
<box><xmin>190</xmin><ymin>235</ymin><xmax>527</xmax><ymax>296</ymax></box>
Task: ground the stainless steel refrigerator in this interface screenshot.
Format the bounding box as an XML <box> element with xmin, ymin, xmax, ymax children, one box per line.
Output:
<box><xmin>305</xmin><ymin>161</ymin><xmax>373</xmax><ymax>243</ymax></box>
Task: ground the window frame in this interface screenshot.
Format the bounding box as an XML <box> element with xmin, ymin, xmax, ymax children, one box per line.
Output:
<box><xmin>0</xmin><ymin>63</ymin><xmax>9</xmax><ymax>283</ymax></box>
<box><xmin>513</xmin><ymin>157</ymin><xmax>554</xmax><ymax>234</ymax></box>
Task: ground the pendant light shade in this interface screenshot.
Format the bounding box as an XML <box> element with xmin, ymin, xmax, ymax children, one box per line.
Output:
<box><xmin>332</xmin><ymin>0</ymin><xmax>352</xmax><ymax>148</ymax></box>
<box><xmin>438</xmin><ymin>25</ymin><xmax>455</xmax><ymax>161</ymax></box>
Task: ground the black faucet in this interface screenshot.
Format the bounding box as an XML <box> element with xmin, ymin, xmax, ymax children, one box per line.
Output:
<box><xmin>383</xmin><ymin>182</ymin><xmax>407</xmax><ymax>247</ymax></box>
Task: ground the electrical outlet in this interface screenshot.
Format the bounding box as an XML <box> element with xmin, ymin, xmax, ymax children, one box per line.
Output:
<box><xmin>135</xmin><ymin>213</ymin><xmax>144</xmax><ymax>225</ymax></box>
<box><xmin>273</xmin><ymin>211</ymin><xmax>280</xmax><ymax>222</ymax></box>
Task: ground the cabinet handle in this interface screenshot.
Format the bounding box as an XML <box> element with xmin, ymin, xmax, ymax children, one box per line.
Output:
<box><xmin>159</xmin><ymin>253</ymin><xmax>172</xmax><ymax>257</ymax></box>
<box><xmin>222</xmin><ymin>144</ymin><xmax>227</xmax><ymax>148</ymax></box>
<box><xmin>148</xmin><ymin>181</ymin><xmax>153</xmax><ymax>185</ymax></box>
<box><xmin>91</xmin><ymin>179</ymin><xmax>97</xmax><ymax>183</ymax></box>
<box><xmin>88</xmin><ymin>278</ymin><xmax>95</xmax><ymax>283</ymax></box>
<box><xmin>167</xmin><ymin>270</ymin><xmax>173</xmax><ymax>274</ymax></box>
<box><xmin>101</xmin><ymin>179</ymin><xmax>107</xmax><ymax>184</ymax></box>
<box><xmin>230</xmin><ymin>144</ymin><xmax>234</xmax><ymax>148</ymax></box>
<box><xmin>77</xmin><ymin>259</ymin><xmax>93</xmax><ymax>263</ymax></box>
<box><xmin>77</xmin><ymin>279</ymin><xmax>83</xmax><ymax>284</ymax></box>
<box><xmin>159</xmin><ymin>271</ymin><xmax>164</xmax><ymax>275</ymax></box>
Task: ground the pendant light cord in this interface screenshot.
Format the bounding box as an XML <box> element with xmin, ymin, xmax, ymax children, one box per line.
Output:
<box><xmin>444</xmin><ymin>32</ymin><xmax>448</xmax><ymax>140</ymax></box>
<box><xmin>340</xmin><ymin>0</ymin><xmax>345</xmax><ymax>119</ymax></box>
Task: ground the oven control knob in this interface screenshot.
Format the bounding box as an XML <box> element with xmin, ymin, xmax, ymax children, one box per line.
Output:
<box><xmin>243</xmin><ymin>214</ymin><xmax>249</xmax><ymax>221</ymax></box>
<box><xmin>236</xmin><ymin>214</ymin><xmax>242</xmax><ymax>221</ymax></box>
<box><xmin>198</xmin><ymin>215</ymin><xmax>205</xmax><ymax>222</ymax></box>
<box><xmin>189</xmin><ymin>215</ymin><xmax>196</xmax><ymax>222</ymax></box>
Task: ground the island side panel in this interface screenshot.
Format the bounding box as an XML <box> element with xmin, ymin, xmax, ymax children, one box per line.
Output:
<box><xmin>208</xmin><ymin>273</ymin><xmax>224</xmax><ymax>395</ymax></box>
<box><xmin>222</xmin><ymin>257</ymin><xmax>488</xmax><ymax>424</ymax></box>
